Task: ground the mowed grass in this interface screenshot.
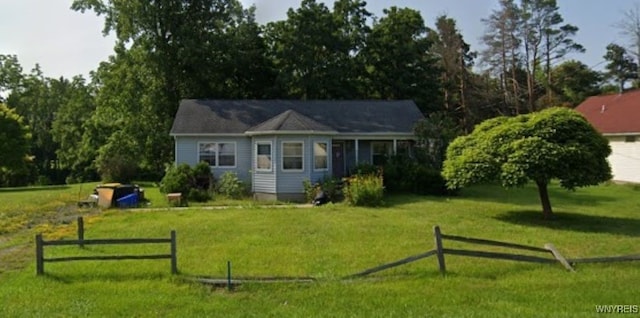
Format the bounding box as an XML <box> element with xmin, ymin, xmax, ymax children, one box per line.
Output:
<box><xmin>1</xmin><ymin>182</ymin><xmax>640</xmax><ymax>317</ymax></box>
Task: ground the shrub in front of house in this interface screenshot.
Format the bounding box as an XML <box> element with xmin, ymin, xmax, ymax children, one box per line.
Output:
<box><xmin>215</xmin><ymin>171</ymin><xmax>246</xmax><ymax>199</ymax></box>
<box><xmin>343</xmin><ymin>173</ymin><xmax>384</xmax><ymax>207</ymax></box>
<box><xmin>189</xmin><ymin>162</ymin><xmax>214</xmax><ymax>202</ymax></box>
<box><xmin>192</xmin><ymin>162</ymin><xmax>214</xmax><ymax>191</ymax></box>
<box><xmin>303</xmin><ymin>176</ymin><xmax>343</xmax><ymax>203</ymax></box>
<box><xmin>188</xmin><ymin>188</ymin><xmax>212</xmax><ymax>202</ymax></box>
<box><xmin>160</xmin><ymin>164</ymin><xmax>194</xmax><ymax>196</ymax></box>
<box><xmin>303</xmin><ymin>179</ymin><xmax>319</xmax><ymax>203</ymax></box>
<box><xmin>350</xmin><ymin>162</ymin><xmax>379</xmax><ymax>176</ymax></box>
<box><xmin>383</xmin><ymin>154</ymin><xmax>453</xmax><ymax>196</ymax></box>
<box><xmin>160</xmin><ymin>162</ymin><xmax>213</xmax><ymax>203</ymax></box>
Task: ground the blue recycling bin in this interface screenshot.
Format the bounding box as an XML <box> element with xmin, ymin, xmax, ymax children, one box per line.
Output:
<box><xmin>116</xmin><ymin>193</ymin><xmax>138</xmax><ymax>208</ymax></box>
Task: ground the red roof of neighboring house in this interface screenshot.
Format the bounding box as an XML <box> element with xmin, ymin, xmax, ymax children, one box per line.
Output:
<box><xmin>575</xmin><ymin>89</ymin><xmax>640</xmax><ymax>134</ymax></box>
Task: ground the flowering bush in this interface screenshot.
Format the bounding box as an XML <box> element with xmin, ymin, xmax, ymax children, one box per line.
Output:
<box><xmin>343</xmin><ymin>173</ymin><xmax>384</xmax><ymax>207</ymax></box>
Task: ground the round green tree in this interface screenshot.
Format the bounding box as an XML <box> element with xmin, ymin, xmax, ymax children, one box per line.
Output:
<box><xmin>442</xmin><ymin>107</ymin><xmax>612</xmax><ymax>219</ymax></box>
<box><xmin>0</xmin><ymin>103</ymin><xmax>30</xmax><ymax>172</ymax></box>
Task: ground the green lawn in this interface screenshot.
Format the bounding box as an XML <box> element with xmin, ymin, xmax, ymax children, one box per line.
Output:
<box><xmin>1</xmin><ymin>182</ymin><xmax>639</xmax><ymax>317</ymax></box>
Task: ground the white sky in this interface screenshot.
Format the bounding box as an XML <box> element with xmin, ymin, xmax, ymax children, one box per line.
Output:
<box><xmin>0</xmin><ymin>0</ymin><xmax>637</xmax><ymax>79</ymax></box>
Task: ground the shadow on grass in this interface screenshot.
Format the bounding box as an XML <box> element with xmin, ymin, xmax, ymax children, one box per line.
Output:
<box><xmin>0</xmin><ymin>185</ymin><xmax>70</xmax><ymax>193</ymax></box>
<box><xmin>459</xmin><ymin>184</ymin><xmax>617</xmax><ymax>207</ymax></box>
<box><xmin>495</xmin><ymin>210</ymin><xmax>640</xmax><ymax>237</ymax></box>
<box><xmin>384</xmin><ymin>194</ymin><xmax>453</xmax><ymax>207</ymax></box>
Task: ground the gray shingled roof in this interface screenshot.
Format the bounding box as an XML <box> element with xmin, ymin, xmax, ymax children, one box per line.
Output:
<box><xmin>170</xmin><ymin>100</ymin><xmax>424</xmax><ymax>135</ymax></box>
<box><xmin>247</xmin><ymin>109</ymin><xmax>337</xmax><ymax>133</ymax></box>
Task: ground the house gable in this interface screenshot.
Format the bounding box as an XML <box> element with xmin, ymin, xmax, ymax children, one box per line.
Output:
<box><xmin>246</xmin><ymin>109</ymin><xmax>338</xmax><ymax>135</ymax></box>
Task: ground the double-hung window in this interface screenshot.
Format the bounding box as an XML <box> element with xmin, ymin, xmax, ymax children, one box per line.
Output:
<box><xmin>282</xmin><ymin>142</ymin><xmax>303</xmax><ymax>171</ymax></box>
<box><xmin>314</xmin><ymin>142</ymin><xmax>328</xmax><ymax>170</ymax></box>
<box><xmin>198</xmin><ymin>142</ymin><xmax>236</xmax><ymax>167</ymax></box>
<box><xmin>256</xmin><ymin>142</ymin><xmax>272</xmax><ymax>171</ymax></box>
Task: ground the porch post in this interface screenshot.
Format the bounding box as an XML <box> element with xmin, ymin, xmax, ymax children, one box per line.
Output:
<box><xmin>355</xmin><ymin>139</ymin><xmax>359</xmax><ymax>164</ymax></box>
<box><xmin>393</xmin><ymin>139</ymin><xmax>397</xmax><ymax>155</ymax></box>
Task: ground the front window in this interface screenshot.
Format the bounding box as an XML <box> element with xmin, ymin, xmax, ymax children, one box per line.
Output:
<box><xmin>199</xmin><ymin>143</ymin><xmax>217</xmax><ymax>166</ymax></box>
<box><xmin>198</xmin><ymin>142</ymin><xmax>236</xmax><ymax>167</ymax></box>
<box><xmin>372</xmin><ymin>141</ymin><xmax>392</xmax><ymax>165</ymax></box>
<box><xmin>218</xmin><ymin>143</ymin><xmax>236</xmax><ymax>166</ymax></box>
<box><xmin>256</xmin><ymin>142</ymin><xmax>272</xmax><ymax>171</ymax></box>
<box><xmin>282</xmin><ymin>142</ymin><xmax>303</xmax><ymax>171</ymax></box>
<box><xmin>314</xmin><ymin>142</ymin><xmax>328</xmax><ymax>170</ymax></box>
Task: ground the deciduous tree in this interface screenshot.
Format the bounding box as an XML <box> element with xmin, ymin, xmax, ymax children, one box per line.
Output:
<box><xmin>443</xmin><ymin>107</ymin><xmax>611</xmax><ymax>219</ymax></box>
<box><xmin>550</xmin><ymin>60</ymin><xmax>602</xmax><ymax>106</ymax></box>
<box><xmin>362</xmin><ymin>6</ymin><xmax>442</xmax><ymax>113</ymax></box>
<box><xmin>0</xmin><ymin>103</ymin><xmax>31</xmax><ymax>185</ymax></box>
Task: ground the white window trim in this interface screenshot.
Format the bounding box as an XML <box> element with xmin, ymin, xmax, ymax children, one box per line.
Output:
<box><xmin>255</xmin><ymin>141</ymin><xmax>273</xmax><ymax>172</ymax></box>
<box><xmin>281</xmin><ymin>141</ymin><xmax>304</xmax><ymax>172</ymax></box>
<box><xmin>197</xmin><ymin>141</ymin><xmax>237</xmax><ymax>168</ymax></box>
<box><xmin>313</xmin><ymin>141</ymin><xmax>329</xmax><ymax>171</ymax></box>
<box><xmin>371</xmin><ymin>141</ymin><xmax>393</xmax><ymax>164</ymax></box>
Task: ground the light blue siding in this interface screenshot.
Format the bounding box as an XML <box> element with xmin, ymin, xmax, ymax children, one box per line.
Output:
<box><xmin>253</xmin><ymin>137</ymin><xmax>277</xmax><ymax>193</ymax></box>
<box><xmin>174</xmin><ymin>136</ymin><xmax>251</xmax><ymax>183</ymax></box>
<box><xmin>276</xmin><ymin>135</ymin><xmax>309</xmax><ymax>194</ymax></box>
<box><xmin>175</xmin><ymin>136</ymin><xmax>199</xmax><ymax>166</ymax></box>
<box><xmin>175</xmin><ymin>134</ymin><xmax>414</xmax><ymax>197</ymax></box>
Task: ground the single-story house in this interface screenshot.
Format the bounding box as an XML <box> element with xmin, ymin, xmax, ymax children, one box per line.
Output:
<box><xmin>169</xmin><ymin>100</ymin><xmax>425</xmax><ymax>201</ymax></box>
<box><xmin>576</xmin><ymin>90</ymin><xmax>640</xmax><ymax>183</ymax></box>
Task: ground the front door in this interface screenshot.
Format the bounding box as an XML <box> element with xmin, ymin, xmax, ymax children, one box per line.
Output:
<box><xmin>332</xmin><ymin>142</ymin><xmax>345</xmax><ymax>178</ymax></box>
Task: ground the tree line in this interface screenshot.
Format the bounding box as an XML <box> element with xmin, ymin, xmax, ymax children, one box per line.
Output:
<box><xmin>0</xmin><ymin>0</ymin><xmax>636</xmax><ymax>186</ymax></box>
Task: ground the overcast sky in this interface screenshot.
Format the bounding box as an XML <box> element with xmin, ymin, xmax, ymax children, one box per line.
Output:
<box><xmin>1</xmin><ymin>0</ymin><xmax>638</xmax><ymax>79</ymax></box>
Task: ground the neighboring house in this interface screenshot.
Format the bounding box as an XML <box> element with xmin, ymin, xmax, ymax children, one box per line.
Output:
<box><xmin>576</xmin><ymin>90</ymin><xmax>640</xmax><ymax>183</ymax></box>
<box><xmin>170</xmin><ymin>100</ymin><xmax>425</xmax><ymax>201</ymax></box>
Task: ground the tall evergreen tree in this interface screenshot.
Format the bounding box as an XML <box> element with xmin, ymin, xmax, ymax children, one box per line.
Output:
<box><xmin>520</xmin><ymin>0</ymin><xmax>584</xmax><ymax>110</ymax></box>
<box><xmin>481</xmin><ymin>0</ymin><xmax>523</xmax><ymax>115</ymax></box>
<box><xmin>429</xmin><ymin>15</ymin><xmax>477</xmax><ymax>132</ymax></box>
<box><xmin>603</xmin><ymin>43</ymin><xmax>638</xmax><ymax>92</ymax></box>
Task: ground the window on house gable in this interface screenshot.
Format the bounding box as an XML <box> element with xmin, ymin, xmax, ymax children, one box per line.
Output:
<box><xmin>314</xmin><ymin>142</ymin><xmax>328</xmax><ymax>170</ymax></box>
<box><xmin>256</xmin><ymin>142</ymin><xmax>272</xmax><ymax>171</ymax></box>
<box><xmin>625</xmin><ymin>136</ymin><xmax>637</xmax><ymax>143</ymax></box>
<box><xmin>283</xmin><ymin>142</ymin><xmax>303</xmax><ymax>171</ymax></box>
<box><xmin>198</xmin><ymin>142</ymin><xmax>236</xmax><ymax>167</ymax></box>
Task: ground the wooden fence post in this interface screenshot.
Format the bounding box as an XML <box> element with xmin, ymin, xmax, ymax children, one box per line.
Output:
<box><xmin>170</xmin><ymin>230</ymin><xmax>177</xmax><ymax>274</ymax></box>
<box><xmin>77</xmin><ymin>217</ymin><xmax>84</xmax><ymax>248</ymax></box>
<box><xmin>36</xmin><ymin>234</ymin><xmax>44</xmax><ymax>275</ymax></box>
<box><xmin>545</xmin><ymin>243</ymin><xmax>575</xmax><ymax>272</ymax></box>
<box><xmin>227</xmin><ymin>261</ymin><xmax>233</xmax><ymax>291</ymax></box>
<box><xmin>433</xmin><ymin>226</ymin><xmax>446</xmax><ymax>275</ymax></box>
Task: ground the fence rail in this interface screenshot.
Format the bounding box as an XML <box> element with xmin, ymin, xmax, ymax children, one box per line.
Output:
<box><xmin>348</xmin><ymin>225</ymin><xmax>640</xmax><ymax>278</ymax></box>
<box><xmin>568</xmin><ymin>254</ymin><xmax>640</xmax><ymax>264</ymax></box>
<box><xmin>35</xmin><ymin>217</ymin><xmax>176</xmax><ymax>275</ymax></box>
